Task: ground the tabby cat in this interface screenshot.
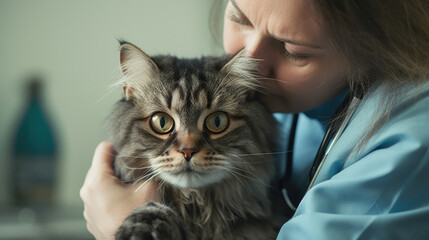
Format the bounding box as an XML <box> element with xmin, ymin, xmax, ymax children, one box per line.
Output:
<box><xmin>108</xmin><ymin>42</ymin><xmax>280</xmax><ymax>240</ymax></box>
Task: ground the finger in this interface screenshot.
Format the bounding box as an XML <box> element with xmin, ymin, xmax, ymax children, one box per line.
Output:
<box><xmin>83</xmin><ymin>209</ymin><xmax>88</xmax><ymax>221</ymax></box>
<box><xmin>83</xmin><ymin>208</ymin><xmax>95</xmax><ymax>236</ymax></box>
<box><xmin>91</xmin><ymin>141</ymin><xmax>116</xmax><ymax>176</ymax></box>
<box><xmin>86</xmin><ymin>221</ymin><xmax>95</xmax><ymax>237</ymax></box>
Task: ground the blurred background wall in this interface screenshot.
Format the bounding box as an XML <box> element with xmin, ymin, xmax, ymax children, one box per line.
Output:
<box><xmin>0</xmin><ymin>0</ymin><xmax>224</xmax><ymax>208</ymax></box>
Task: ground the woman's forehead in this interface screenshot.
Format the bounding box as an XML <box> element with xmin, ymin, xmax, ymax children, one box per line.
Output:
<box><xmin>234</xmin><ymin>0</ymin><xmax>326</xmax><ymax>47</ymax></box>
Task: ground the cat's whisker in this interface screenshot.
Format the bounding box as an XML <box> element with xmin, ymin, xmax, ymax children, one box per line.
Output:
<box><xmin>96</xmin><ymin>77</ymin><xmax>124</xmax><ymax>104</ymax></box>
<box><xmin>115</xmin><ymin>158</ymin><xmax>155</xmax><ymax>172</ymax></box>
<box><xmin>247</xmin><ymin>76</ymin><xmax>287</xmax><ymax>95</ymax></box>
<box><xmin>110</xmin><ymin>153</ymin><xmax>146</xmax><ymax>159</ymax></box>
<box><xmin>113</xmin><ymin>152</ymin><xmax>170</xmax><ymax>163</ymax></box>
<box><xmin>116</xmin><ymin>179</ymin><xmax>132</xmax><ymax>184</ymax></box>
<box><xmin>224</xmin><ymin>167</ymin><xmax>264</xmax><ymax>187</ymax></box>
<box><xmin>228</xmin><ymin>156</ymin><xmax>259</xmax><ymax>174</ymax></box>
<box><xmin>208</xmin><ymin>152</ymin><xmax>284</xmax><ymax>165</ymax></box>
<box><xmin>260</xmin><ymin>77</ymin><xmax>288</xmax><ymax>83</ymax></box>
<box><xmin>117</xmin><ymin>165</ymin><xmax>161</xmax><ymax>184</ymax></box>
<box><xmin>230</xmin><ymin>151</ymin><xmax>290</xmax><ymax>157</ymax></box>
<box><xmin>226</xmin><ymin>159</ymin><xmax>272</xmax><ymax>165</ymax></box>
<box><xmin>117</xmin><ymin>173</ymin><xmax>151</xmax><ymax>184</ymax></box>
<box><xmin>134</xmin><ymin>170</ymin><xmax>160</xmax><ymax>193</ymax></box>
<box><xmin>158</xmin><ymin>181</ymin><xmax>167</xmax><ymax>202</ymax></box>
<box><xmin>217</xmin><ymin>167</ymin><xmax>246</xmax><ymax>186</ymax></box>
<box><xmin>113</xmin><ymin>148</ymin><xmax>167</xmax><ymax>160</ymax></box>
<box><xmin>157</xmin><ymin>178</ymin><xmax>167</xmax><ymax>192</ymax></box>
<box><xmin>225</xmin><ymin>164</ymin><xmax>271</xmax><ymax>188</ymax></box>
<box><xmin>214</xmin><ymin>67</ymin><xmax>233</xmax><ymax>95</ymax></box>
<box><xmin>226</xmin><ymin>162</ymin><xmax>256</xmax><ymax>175</ymax></box>
<box><xmin>123</xmin><ymin>164</ymin><xmax>154</xmax><ymax>170</ymax></box>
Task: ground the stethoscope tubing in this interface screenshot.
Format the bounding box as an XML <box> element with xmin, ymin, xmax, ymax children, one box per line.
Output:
<box><xmin>307</xmin><ymin>96</ymin><xmax>360</xmax><ymax>190</ymax></box>
<box><xmin>281</xmin><ymin>91</ymin><xmax>359</xmax><ymax>212</ymax></box>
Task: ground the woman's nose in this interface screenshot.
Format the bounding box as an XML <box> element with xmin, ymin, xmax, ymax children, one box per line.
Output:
<box><xmin>245</xmin><ymin>34</ymin><xmax>273</xmax><ymax>77</ymax></box>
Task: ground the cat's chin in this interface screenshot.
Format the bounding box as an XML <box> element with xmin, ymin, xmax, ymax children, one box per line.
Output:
<box><xmin>159</xmin><ymin>172</ymin><xmax>225</xmax><ymax>189</ymax></box>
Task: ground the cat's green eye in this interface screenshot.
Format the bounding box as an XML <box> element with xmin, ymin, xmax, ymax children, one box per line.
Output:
<box><xmin>205</xmin><ymin>112</ymin><xmax>229</xmax><ymax>134</ymax></box>
<box><xmin>150</xmin><ymin>112</ymin><xmax>174</xmax><ymax>134</ymax></box>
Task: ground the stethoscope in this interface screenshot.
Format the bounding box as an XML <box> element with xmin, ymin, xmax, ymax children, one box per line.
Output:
<box><xmin>280</xmin><ymin>91</ymin><xmax>359</xmax><ymax>212</ymax></box>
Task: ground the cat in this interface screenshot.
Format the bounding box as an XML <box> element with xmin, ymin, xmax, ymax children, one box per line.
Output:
<box><xmin>107</xmin><ymin>41</ymin><xmax>281</xmax><ymax>240</ymax></box>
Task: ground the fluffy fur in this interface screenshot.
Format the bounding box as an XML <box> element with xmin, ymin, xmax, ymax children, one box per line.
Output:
<box><xmin>108</xmin><ymin>42</ymin><xmax>282</xmax><ymax>240</ymax></box>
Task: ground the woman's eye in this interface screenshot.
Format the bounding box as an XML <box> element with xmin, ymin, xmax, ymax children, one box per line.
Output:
<box><xmin>227</xmin><ymin>9</ymin><xmax>251</xmax><ymax>27</ymax></box>
<box><xmin>205</xmin><ymin>112</ymin><xmax>229</xmax><ymax>134</ymax></box>
<box><xmin>150</xmin><ymin>112</ymin><xmax>174</xmax><ymax>134</ymax></box>
<box><xmin>281</xmin><ymin>45</ymin><xmax>311</xmax><ymax>62</ymax></box>
<box><xmin>282</xmin><ymin>51</ymin><xmax>309</xmax><ymax>61</ymax></box>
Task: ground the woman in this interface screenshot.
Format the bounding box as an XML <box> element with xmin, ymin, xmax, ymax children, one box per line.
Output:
<box><xmin>80</xmin><ymin>0</ymin><xmax>429</xmax><ymax>239</ymax></box>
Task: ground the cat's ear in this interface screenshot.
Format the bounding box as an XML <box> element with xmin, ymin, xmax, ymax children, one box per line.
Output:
<box><xmin>220</xmin><ymin>49</ymin><xmax>260</xmax><ymax>98</ymax></box>
<box><xmin>119</xmin><ymin>42</ymin><xmax>159</xmax><ymax>100</ymax></box>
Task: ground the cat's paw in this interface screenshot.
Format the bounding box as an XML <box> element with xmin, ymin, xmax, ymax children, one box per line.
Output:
<box><xmin>115</xmin><ymin>202</ymin><xmax>186</xmax><ymax>240</ymax></box>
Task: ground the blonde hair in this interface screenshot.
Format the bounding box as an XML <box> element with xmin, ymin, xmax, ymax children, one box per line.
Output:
<box><xmin>316</xmin><ymin>1</ymin><xmax>429</xmax><ymax>91</ymax></box>
<box><xmin>313</xmin><ymin>1</ymin><xmax>429</xmax><ymax>153</ymax></box>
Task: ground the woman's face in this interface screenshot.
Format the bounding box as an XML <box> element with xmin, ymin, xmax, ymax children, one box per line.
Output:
<box><xmin>223</xmin><ymin>0</ymin><xmax>348</xmax><ymax>112</ymax></box>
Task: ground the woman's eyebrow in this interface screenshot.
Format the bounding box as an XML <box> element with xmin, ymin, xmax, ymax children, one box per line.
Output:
<box><xmin>271</xmin><ymin>35</ymin><xmax>322</xmax><ymax>49</ymax></box>
<box><xmin>230</xmin><ymin>0</ymin><xmax>250</xmax><ymax>23</ymax></box>
<box><xmin>230</xmin><ymin>0</ymin><xmax>321</xmax><ymax>50</ymax></box>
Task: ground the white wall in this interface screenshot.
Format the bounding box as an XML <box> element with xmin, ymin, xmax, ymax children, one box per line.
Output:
<box><xmin>0</xmin><ymin>0</ymin><xmax>224</xmax><ymax>207</ymax></box>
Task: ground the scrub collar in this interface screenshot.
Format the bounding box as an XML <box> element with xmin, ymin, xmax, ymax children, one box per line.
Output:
<box><xmin>303</xmin><ymin>90</ymin><xmax>349</xmax><ymax>129</ymax></box>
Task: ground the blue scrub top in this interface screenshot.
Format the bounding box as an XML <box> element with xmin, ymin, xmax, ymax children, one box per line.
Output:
<box><xmin>275</xmin><ymin>82</ymin><xmax>429</xmax><ymax>239</ymax></box>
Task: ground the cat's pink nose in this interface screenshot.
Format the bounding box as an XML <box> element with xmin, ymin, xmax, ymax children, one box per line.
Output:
<box><xmin>178</xmin><ymin>147</ymin><xmax>199</xmax><ymax>161</ymax></box>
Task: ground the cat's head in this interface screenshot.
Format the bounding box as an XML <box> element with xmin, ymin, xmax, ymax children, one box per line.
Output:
<box><xmin>110</xmin><ymin>42</ymin><xmax>275</xmax><ymax>189</ymax></box>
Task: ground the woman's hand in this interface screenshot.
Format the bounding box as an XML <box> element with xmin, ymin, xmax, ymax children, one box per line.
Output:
<box><xmin>80</xmin><ymin>142</ymin><xmax>161</xmax><ymax>240</ymax></box>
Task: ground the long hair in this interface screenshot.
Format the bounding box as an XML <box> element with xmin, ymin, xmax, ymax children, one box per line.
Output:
<box><xmin>314</xmin><ymin>0</ymin><xmax>429</xmax><ymax>153</ymax></box>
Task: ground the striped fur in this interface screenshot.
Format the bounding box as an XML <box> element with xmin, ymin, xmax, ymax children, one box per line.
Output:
<box><xmin>108</xmin><ymin>43</ymin><xmax>281</xmax><ymax>240</ymax></box>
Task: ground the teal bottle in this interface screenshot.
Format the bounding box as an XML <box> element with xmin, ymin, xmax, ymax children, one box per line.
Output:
<box><xmin>11</xmin><ymin>77</ymin><xmax>58</xmax><ymax>206</ymax></box>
